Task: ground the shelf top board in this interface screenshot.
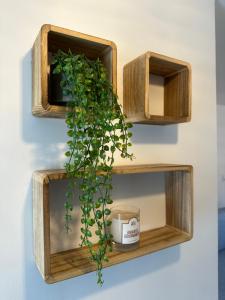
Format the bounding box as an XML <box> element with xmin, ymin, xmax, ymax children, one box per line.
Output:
<box><xmin>33</xmin><ymin>164</ymin><xmax>193</xmax><ymax>184</ymax></box>
<box><xmin>41</xmin><ymin>24</ymin><xmax>116</xmax><ymax>50</ymax></box>
<box><xmin>147</xmin><ymin>51</ymin><xmax>191</xmax><ymax>69</ymax></box>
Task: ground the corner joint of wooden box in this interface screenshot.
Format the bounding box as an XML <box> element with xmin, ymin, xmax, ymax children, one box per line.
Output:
<box><xmin>144</xmin><ymin>111</ymin><xmax>151</xmax><ymax>120</ymax></box>
<box><xmin>110</xmin><ymin>41</ymin><xmax>117</xmax><ymax>52</ymax></box>
<box><xmin>40</xmin><ymin>24</ymin><xmax>51</xmax><ymax>35</ymax></box>
<box><xmin>186</xmin><ymin>114</ymin><xmax>192</xmax><ymax>123</ymax></box>
<box><xmin>43</xmin><ymin>273</ymin><xmax>52</xmax><ymax>284</ymax></box>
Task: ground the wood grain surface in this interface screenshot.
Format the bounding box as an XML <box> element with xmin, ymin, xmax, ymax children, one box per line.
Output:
<box><xmin>32</xmin><ymin>24</ymin><xmax>117</xmax><ymax>118</ymax></box>
<box><xmin>123</xmin><ymin>52</ymin><xmax>191</xmax><ymax>124</ymax></box>
<box><xmin>33</xmin><ymin>164</ymin><xmax>193</xmax><ymax>283</ymax></box>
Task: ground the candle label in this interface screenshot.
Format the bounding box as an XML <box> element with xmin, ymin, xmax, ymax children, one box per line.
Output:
<box><xmin>122</xmin><ymin>217</ymin><xmax>140</xmax><ymax>244</ymax></box>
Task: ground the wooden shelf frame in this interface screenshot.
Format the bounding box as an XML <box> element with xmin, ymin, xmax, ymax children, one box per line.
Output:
<box><xmin>123</xmin><ymin>52</ymin><xmax>191</xmax><ymax>125</ymax></box>
<box><xmin>32</xmin><ymin>24</ymin><xmax>117</xmax><ymax>118</ymax></box>
<box><xmin>33</xmin><ymin>164</ymin><xmax>193</xmax><ymax>283</ymax></box>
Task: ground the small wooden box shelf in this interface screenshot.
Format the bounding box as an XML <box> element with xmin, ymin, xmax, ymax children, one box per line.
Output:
<box><xmin>33</xmin><ymin>164</ymin><xmax>193</xmax><ymax>283</ymax></box>
<box><xmin>123</xmin><ymin>52</ymin><xmax>191</xmax><ymax>124</ymax></box>
<box><xmin>32</xmin><ymin>24</ymin><xmax>117</xmax><ymax>118</ymax></box>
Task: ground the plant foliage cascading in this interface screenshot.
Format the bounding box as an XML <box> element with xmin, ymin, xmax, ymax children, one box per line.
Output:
<box><xmin>52</xmin><ymin>50</ymin><xmax>134</xmax><ymax>285</ymax></box>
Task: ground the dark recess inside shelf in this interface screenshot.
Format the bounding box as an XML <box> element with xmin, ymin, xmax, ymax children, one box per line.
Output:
<box><xmin>47</xmin><ymin>31</ymin><xmax>113</xmax><ymax>106</ymax></box>
<box><xmin>48</xmin><ymin>66</ymin><xmax>71</xmax><ymax>106</ymax></box>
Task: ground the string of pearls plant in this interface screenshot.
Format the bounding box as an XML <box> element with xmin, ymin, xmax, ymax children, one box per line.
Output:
<box><xmin>52</xmin><ymin>50</ymin><xmax>134</xmax><ymax>285</ymax></box>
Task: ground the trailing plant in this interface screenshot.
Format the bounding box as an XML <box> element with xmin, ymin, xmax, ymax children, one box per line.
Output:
<box><xmin>52</xmin><ymin>50</ymin><xmax>134</xmax><ymax>285</ymax></box>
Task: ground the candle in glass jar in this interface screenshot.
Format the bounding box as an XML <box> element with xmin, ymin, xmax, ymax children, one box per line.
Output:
<box><xmin>109</xmin><ymin>206</ymin><xmax>140</xmax><ymax>251</ymax></box>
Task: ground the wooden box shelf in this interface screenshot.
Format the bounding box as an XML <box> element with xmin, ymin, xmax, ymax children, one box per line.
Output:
<box><xmin>33</xmin><ymin>164</ymin><xmax>193</xmax><ymax>283</ymax></box>
<box><xmin>123</xmin><ymin>52</ymin><xmax>191</xmax><ymax>125</ymax></box>
<box><xmin>32</xmin><ymin>24</ymin><xmax>117</xmax><ymax>118</ymax></box>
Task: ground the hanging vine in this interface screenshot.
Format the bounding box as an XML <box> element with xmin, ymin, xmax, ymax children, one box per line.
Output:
<box><xmin>52</xmin><ymin>50</ymin><xmax>134</xmax><ymax>285</ymax></box>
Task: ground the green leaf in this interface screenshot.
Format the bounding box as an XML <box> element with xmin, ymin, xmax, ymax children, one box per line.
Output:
<box><xmin>95</xmin><ymin>230</ymin><xmax>101</xmax><ymax>236</ymax></box>
<box><xmin>103</xmin><ymin>256</ymin><xmax>109</xmax><ymax>262</ymax></box>
<box><xmin>86</xmin><ymin>230</ymin><xmax>92</xmax><ymax>237</ymax></box>
<box><xmin>106</xmin><ymin>198</ymin><xmax>113</xmax><ymax>204</ymax></box>
<box><xmin>67</xmin><ymin>130</ymin><xmax>73</xmax><ymax>137</ymax></box>
<box><xmin>105</xmin><ymin>220</ymin><xmax>112</xmax><ymax>227</ymax></box>
<box><xmin>87</xmin><ymin>218</ymin><xmax>95</xmax><ymax>226</ymax></box>
<box><xmin>104</xmin><ymin>208</ymin><xmax>111</xmax><ymax>216</ymax></box>
<box><xmin>53</xmin><ymin>65</ymin><xmax>62</xmax><ymax>74</ymax></box>
<box><xmin>98</xmin><ymin>197</ymin><xmax>104</xmax><ymax>204</ymax></box>
<box><xmin>95</xmin><ymin>201</ymin><xmax>101</xmax><ymax>209</ymax></box>
<box><xmin>110</xmin><ymin>146</ymin><xmax>116</xmax><ymax>152</ymax></box>
<box><xmin>65</xmin><ymin>151</ymin><xmax>71</xmax><ymax>157</ymax></box>
<box><xmin>96</xmin><ymin>210</ymin><xmax>102</xmax><ymax>219</ymax></box>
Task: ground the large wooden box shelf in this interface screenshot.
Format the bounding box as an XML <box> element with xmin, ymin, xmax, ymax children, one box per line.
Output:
<box><xmin>33</xmin><ymin>164</ymin><xmax>193</xmax><ymax>283</ymax></box>
<box><xmin>32</xmin><ymin>24</ymin><xmax>117</xmax><ymax>118</ymax></box>
<box><xmin>123</xmin><ymin>52</ymin><xmax>191</xmax><ymax>125</ymax></box>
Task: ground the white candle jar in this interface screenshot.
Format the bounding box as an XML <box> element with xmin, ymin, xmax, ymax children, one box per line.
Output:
<box><xmin>109</xmin><ymin>205</ymin><xmax>140</xmax><ymax>252</ymax></box>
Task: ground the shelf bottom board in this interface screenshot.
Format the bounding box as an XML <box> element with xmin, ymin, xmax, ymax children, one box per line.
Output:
<box><xmin>47</xmin><ymin>225</ymin><xmax>191</xmax><ymax>283</ymax></box>
<box><xmin>129</xmin><ymin>115</ymin><xmax>189</xmax><ymax>125</ymax></box>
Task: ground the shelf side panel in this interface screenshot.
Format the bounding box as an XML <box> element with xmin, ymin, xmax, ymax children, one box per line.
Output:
<box><xmin>32</xmin><ymin>30</ymin><xmax>42</xmax><ymax>115</ymax></box>
<box><xmin>164</xmin><ymin>68</ymin><xmax>190</xmax><ymax>119</ymax></box>
<box><xmin>165</xmin><ymin>170</ymin><xmax>193</xmax><ymax>236</ymax></box>
<box><xmin>33</xmin><ymin>173</ymin><xmax>51</xmax><ymax>280</ymax></box>
<box><xmin>123</xmin><ymin>54</ymin><xmax>147</xmax><ymax>122</ymax></box>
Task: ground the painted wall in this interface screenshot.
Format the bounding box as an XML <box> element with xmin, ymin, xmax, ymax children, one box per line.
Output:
<box><xmin>0</xmin><ymin>0</ymin><xmax>218</xmax><ymax>299</ymax></box>
<box><xmin>216</xmin><ymin>0</ymin><xmax>225</xmax><ymax>209</ymax></box>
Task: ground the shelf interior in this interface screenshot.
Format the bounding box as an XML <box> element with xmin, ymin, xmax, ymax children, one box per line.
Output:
<box><xmin>48</xmin><ymin>225</ymin><xmax>191</xmax><ymax>283</ymax></box>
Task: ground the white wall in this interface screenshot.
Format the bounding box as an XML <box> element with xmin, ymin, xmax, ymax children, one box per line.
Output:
<box><xmin>50</xmin><ymin>174</ymin><xmax>166</xmax><ymax>252</ymax></box>
<box><xmin>0</xmin><ymin>0</ymin><xmax>218</xmax><ymax>299</ymax></box>
<box><xmin>216</xmin><ymin>0</ymin><xmax>225</xmax><ymax>209</ymax></box>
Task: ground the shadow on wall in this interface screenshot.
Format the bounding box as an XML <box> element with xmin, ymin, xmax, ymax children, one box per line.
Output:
<box><xmin>21</xmin><ymin>49</ymin><xmax>180</xmax><ymax>299</ymax></box>
<box><xmin>21</xmin><ymin>50</ymin><xmax>66</xmax><ymax>169</ymax></box>
<box><xmin>131</xmin><ymin>123</ymin><xmax>178</xmax><ymax>144</ymax></box>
